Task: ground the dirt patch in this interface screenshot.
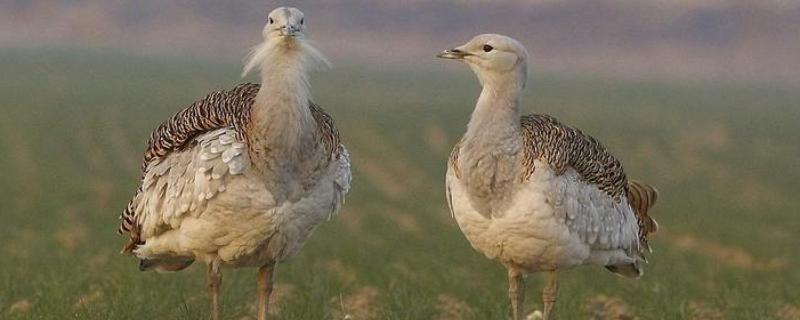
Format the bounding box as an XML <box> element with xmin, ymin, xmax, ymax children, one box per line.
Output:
<box><xmin>7</xmin><ymin>299</ymin><xmax>32</xmax><ymax>315</ymax></box>
<box><xmin>4</xmin><ymin>228</ymin><xmax>38</xmax><ymax>258</ymax></box>
<box><xmin>582</xmin><ymin>294</ymin><xmax>636</xmax><ymax>320</ymax></box>
<box><xmin>90</xmin><ymin>179</ymin><xmax>115</xmax><ymax>209</ymax></box>
<box><xmin>244</xmin><ymin>283</ymin><xmax>295</xmax><ymax>316</ymax></box>
<box><xmin>326</xmin><ymin>259</ymin><xmax>358</xmax><ymax>285</ymax></box>
<box><xmin>73</xmin><ymin>290</ymin><xmax>102</xmax><ymax>310</ymax></box>
<box><xmin>385</xmin><ymin>208</ymin><xmax>420</xmax><ymax>234</ymax></box>
<box><xmin>88</xmin><ymin>253</ymin><xmax>110</xmax><ymax>269</ymax></box>
<box><xmin>337</xmin><ymin>207</ymin><xmax>363</xmax><ymax>232</ymax></box>
<box><xmin>355</xmin><ymin>158</ymin><xmax>408</xmax><ymax>200</ymax></box>
<box><xmin>54</xmin><ymin>206</ymin><xmax>88</xmax><ymax>252</ymax></box>
<box><xmin>331</xmin><ymin>286</ymin><xmax>380</xmax><ymax>320</ymax></box>
<box><xmin>269</xmin><ymin>283</ymin><xmax>295</xmax><ymax>315</ymax></box>
<box><xmin>687</xmin><ymin>300</ymin><xmax>724</xmax><ymax>320</ymax></box>
<box><xmin>776</xmin><ymin>305</ymin><xmax>800</xmax><ymax>320</ymax></box>
<box><xmin>435</xmin><ymin>294</ymin><xmax>473</xmax><ymax>320</ymax></box>
<box><xmin>662</xmin><ymin>231</ymin><xmax>787</xmax><ymax>271</ymax></box>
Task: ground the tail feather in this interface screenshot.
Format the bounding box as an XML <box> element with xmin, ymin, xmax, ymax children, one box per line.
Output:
<box><xmin>605</xmin><ymin>262</ymin><xmax>643</xmax><ymax>278</ymax></box>
<box><xmin>139</xmin><ymin>258</ymin><xmax>194</xmax><ymax>272</ymax></box>
<box><xmin>626</xmin><ymin>180</ymin><xmax>659</xmax><ymax>253</ymax></box>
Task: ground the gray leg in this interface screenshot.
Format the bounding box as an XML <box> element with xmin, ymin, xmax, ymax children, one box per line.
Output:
<box><xmin>257</xmin><ymin>263</ymin><xmax>276</xmax><ymax>320</ymax></box>
<box><xmin>508</xmin><ymin>267</ymin><xmax>526</xmax><ymax>320</ymax></box>
<box><xmin>542</xmin><ymin>271</ymin><xmax>559</xmax><ymax>320</ymax></box>
<box><xmin>207</xmin><ymin>261</ymin><xmax>222</xmax><ymax>320</ymax></box>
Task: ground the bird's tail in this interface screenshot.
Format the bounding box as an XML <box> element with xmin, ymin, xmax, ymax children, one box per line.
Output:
<box><xmin>626</xmin><ymin>180</ymin><xmax>659</xmax><ymax>253</ymax></box>
<box><xmin>605</xmin><ymin>263</ymin><xmax>642</xmax><ymax>278</ymax></box>
<box><xmin>605</xmin><ymin>180</ymin><xmax>659</xmax><ymax>278</ymax></box>
<box><xmin>139</xmin><ymin>258</ymin><xmax>195</xmax><ymax>272</ymax></box>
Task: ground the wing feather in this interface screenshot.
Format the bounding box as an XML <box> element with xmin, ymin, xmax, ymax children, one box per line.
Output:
<box><xmin>448</xmin><ymin>113</ymin><xmax>658</xmax><ymax>255</ymax></box>
<box><xmin>120</xmin><ymin>83</ymin><xmax>345</xmax><ymax>254</ymax></box>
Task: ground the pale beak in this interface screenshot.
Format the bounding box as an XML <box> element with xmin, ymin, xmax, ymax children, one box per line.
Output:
<box><xmin>436</xmin><ymin>48</ymin><xmax>470</xmax><ymax>59</ymax></box>
<box><xmin>280</xmin><ymin>24</ymin><xmax>300</xmax><ymax>37</ymax></box>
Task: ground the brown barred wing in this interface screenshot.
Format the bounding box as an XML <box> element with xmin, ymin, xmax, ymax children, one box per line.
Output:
<box><xmin>119</xmin><ymin>83</ymin><xmax>260</xmax><ymax>252</ymax></box>
<box><xmin>309</xmin><ymin>102</ymin><xmax>341</xmax><ymax>159</ymax></box>
<box><xmin>141</xmin><ymin>83</ymin><xmax>260</xmax><ymax>170</ymax></box>
<box><xmin>519</xmin><ymin>114</ymin><xmax>628</xmax><ymax>200</ymax></box>
<box><xmin>520</xmin><ymin>114</ymin><xmax>659</xmax><ymax>254</ymax></box>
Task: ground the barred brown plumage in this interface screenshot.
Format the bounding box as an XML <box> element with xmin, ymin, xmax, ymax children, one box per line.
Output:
<box><xmin>118</xmin><ymin>82</ymin><xmax>342</xmax><ymax>252</ymax></box>
<box><xmin>626</xmin><ymin>180</ymin><xmax>659</xmax><ymax>252</ymax></box>
<box><xmin>141</xmin><ymin>83</ymin><xmax>258</xmax><ymax>171</ymax></box>
<box><xmin>450</xmin><ymin>114</ymin><xmax>626</xmax><ymax>199</ymax></box>
<box><xmin>448</xmin><ymin>113</ymin><xmax>658</xmax><ymax>252</ymax></box>
<box><xmin>519</xmin><ymin>114</ymin><xmax>627</xmax><ymax>200</ymax></box>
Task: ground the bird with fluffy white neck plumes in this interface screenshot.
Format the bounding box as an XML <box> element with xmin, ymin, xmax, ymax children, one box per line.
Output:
<box><xmin>119</xmin><ymin>7</ymin><xmax>350</xmax><ymax>320</ymax></box>
<box><xmin>438</xmin><ymin>34</ymin><xmax>658</xmax><ymax>320</ymax></box>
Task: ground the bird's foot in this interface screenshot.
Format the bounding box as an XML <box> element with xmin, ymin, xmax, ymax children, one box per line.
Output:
<box><xmin>527</xmin><ymin>310</ymin><xmax>543</xmax><ymax>320</ymax></box>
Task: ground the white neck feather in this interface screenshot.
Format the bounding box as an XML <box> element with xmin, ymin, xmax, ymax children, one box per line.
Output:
<box><xmin>242</xmin><ymin>38</ymin><xmax>330</xmax><ymax>169</ymax></box>
<box><xmin>243</xmin><ymin>37</ymin><xmax>329</xmax><ymax>111</ymax></box>
<box><xmin>464</xmin><ymin>71</ymin><xmax>525</xmax><ymax>145</ymax></box>
<box><xmin>458</xmin><ymin>70</ymin><xmax>526</xmax><ymax>216</ymax></box>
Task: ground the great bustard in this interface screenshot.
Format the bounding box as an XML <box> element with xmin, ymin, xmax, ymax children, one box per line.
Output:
<box><xmin>437</xmin><ymin>34</ymin><xmax>658</xmax><ymax>320</ymax></box>
<box><xmin>118</xmin><ymin>7</ymin><xmax>351</xmax><ymax>320</ymax></box>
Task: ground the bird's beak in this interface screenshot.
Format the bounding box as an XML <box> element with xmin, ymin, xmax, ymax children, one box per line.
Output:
<box><xmin>280</xmin><ymin>24</ymin><xmax>300</xmax><ymax>37</ymax></box>
<box><xmin>436</xmin><ymin>48</ymin><xmax>470</xmax><ymax>60</ymax></box>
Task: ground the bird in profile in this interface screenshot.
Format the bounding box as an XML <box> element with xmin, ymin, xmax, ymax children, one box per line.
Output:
<box><xmin>437</xmin><ymin>34</ymin><xmax>658</xmax><ymax>320</ymax></box>
<box><xmin>118</xmin><ymin>7</ymin><xmax>351</xmax><ymax>320</ymax></box>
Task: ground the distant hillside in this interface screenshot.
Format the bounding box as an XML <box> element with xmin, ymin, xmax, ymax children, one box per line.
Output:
<box><xmin>2</xmin><ymin>0</ymin><xmax>799</xmax><ymax>83</ymax></box>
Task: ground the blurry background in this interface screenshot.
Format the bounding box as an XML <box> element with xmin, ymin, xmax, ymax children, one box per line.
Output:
<box><xmin>1</xmin><ymin>1</ymin><xmax>798</xmax><ymax>319</ymax></box>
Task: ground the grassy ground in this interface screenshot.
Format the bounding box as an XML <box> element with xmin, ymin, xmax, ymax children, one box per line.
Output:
<box><xmin>0</xmin><ymin>48</ymin><xmax>798</xmax><ymax>319</ymax></box>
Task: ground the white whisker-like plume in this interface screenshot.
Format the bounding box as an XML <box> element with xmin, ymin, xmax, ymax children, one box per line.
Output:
<box><xmin>242</xmin><ymin>39</ymin><xmax>331</xmax><ymax>78</ymax></box>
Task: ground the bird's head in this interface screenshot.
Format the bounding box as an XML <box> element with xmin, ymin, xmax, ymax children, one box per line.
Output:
<box><xmin>262</xmin><ymin>7</ymin><xmax>307</xmax><ymax>39</ymax></box>
<box><xmin>437</xmin><ymin>34</ymin><xmax>529</xmax><ymax>87</ymax></box>
<box><xmin>242</xmin><ymin>7</ymin><xmax>329</xmax><ymax>78</ymax></box>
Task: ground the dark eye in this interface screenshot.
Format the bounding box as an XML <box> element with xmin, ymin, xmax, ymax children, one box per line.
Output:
<box><xmin>268</xmin><ymin>17</ymin><xmax>274</xmax><ymax>24</ymax></box>
<box><xmin>482</xmin><ymin>45</ymin><xmax>494</xmax><ymax>52</ymax></box>
<box><xmin>300</xmin><ymin>18</ymin><xmax>304</xmax><ymax>25</ymax></box>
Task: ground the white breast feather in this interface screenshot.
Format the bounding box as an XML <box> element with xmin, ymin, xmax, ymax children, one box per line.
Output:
<box><xmin>331</xmin><ymin>147</ymin><xmax>352</xmax><ymax>219</ymax></box>
<box><xmin>447</xmin><ymin>160</ymin><xmax>640</xmax><ymax>270</ymax></box>
<box><xmin>134</xmin><ymin>128</ymin><xmax>249</xmax><ymax>239</ymax></box>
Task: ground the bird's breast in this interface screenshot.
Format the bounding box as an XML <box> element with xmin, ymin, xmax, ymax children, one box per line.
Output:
<box><xmin>448</xmin><ymin>164</ymin><xmax>591</xmax><ymax>270</ymax></box>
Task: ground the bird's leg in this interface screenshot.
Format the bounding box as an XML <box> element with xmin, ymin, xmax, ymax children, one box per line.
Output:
<box><xmin>207</xmin><ymin>260</ymin><xmax>222</xmax><ymax>320</ymax></box>
<box><xmin>541</xmin><ymin>271</ymin><xmax>559</xmax><ymax>320</ymax></box>
<box><xmin>507</xmin><ymin>266</ymin><xmax>526</xmax><ymax>320</ymax></box>
<box><xmin>257</xmin><ymin>262</ymin><xmax>276</xmax><ymax>320</ymax></box>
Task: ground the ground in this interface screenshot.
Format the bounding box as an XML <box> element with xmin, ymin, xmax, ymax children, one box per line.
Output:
<box><xmin>0</xmin><ymin>48</ymin><xmax>798</xmax><ymax>319</ymax></box>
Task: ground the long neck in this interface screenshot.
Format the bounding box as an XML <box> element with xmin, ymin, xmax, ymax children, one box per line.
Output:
<box><xmin>254</xmin><ymin>58</ymin><xmax>313</xmax><ymax>123</ymax></box>
<box><xmin>248</xmin><ymin>44</ymin><xmax>318</xmax><ymax>168</ymax></box>
<box><xmin>463</xmin><ymin>73</ymin><xmax>524</xmax><ymax>150</ymax></box>
<box><xmin>458</xmin><ymin>72</ymin><xmax>525</xmax><ymax>215</ymax></box>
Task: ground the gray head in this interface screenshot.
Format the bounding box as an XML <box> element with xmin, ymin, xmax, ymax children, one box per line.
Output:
<box><xmin>437</xmin><ymin>34</ymin><xmax>529</xmax><ymax>87</ymax></box>
<box><xmin>262</xmin><ymin>7</ymin><xmax>307</xmax><ymax>39</ymax></box>
<box><xmin>243</xmin><ymin>7</ymin><xmax>329</xmax><ymax>77</ymax></box>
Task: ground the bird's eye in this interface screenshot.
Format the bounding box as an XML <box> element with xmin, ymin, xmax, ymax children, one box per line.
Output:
<box><xmin>300</xmin><ymin>18</ymin><xmax>304</xmax><ymax>25</ymax></box>
<box><xmin>268</xmin><ymin>17</ymin><xmax>274</xmax><ymax>24</ymax></box>
<box><xmin>483</xmin><ymin>45</ymin><xmax>494</xmax><ymax>52</ymax></box>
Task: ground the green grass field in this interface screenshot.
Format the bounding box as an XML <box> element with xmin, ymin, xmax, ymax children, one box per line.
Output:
<box><xmin>1</xmin><ymin>48</ymin><xmax>798</xmax><ymax>319</ymax></box>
